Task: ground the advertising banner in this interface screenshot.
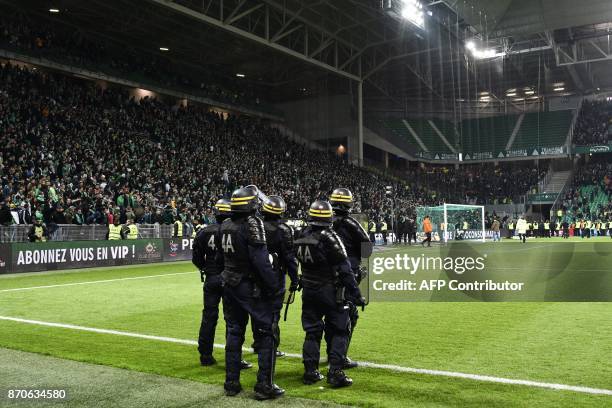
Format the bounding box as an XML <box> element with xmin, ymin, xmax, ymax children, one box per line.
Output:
<box><xmin>0</xmin><ymin>243</ymin><xmax>10</xmax><ymax>274</ymax></box>
<box><xmin>162</xmin><ymin>238</ymin><xmax>194</xmax><ymax>261</ymax></box>
<box><xmin>2</xmin><ymin>239</ymin><xmax>165</xmax><ymax>274</ymax></box>
<box><xmin>572</xmin><ymin>143</ymin><xmax>612</xmax><ymax>154</ymax></box>
<box><xmin>527</xmin><ymin>193</ymin><xmax>558</xmax><ymax>203</ymax></box>
<box><xmin>419</xmin><ymin>146</ymin><xmax>566</xmax><ymax>162</ymax></box>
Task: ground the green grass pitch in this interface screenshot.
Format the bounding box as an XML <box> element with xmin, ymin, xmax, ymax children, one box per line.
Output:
<box><xmin>0</xmin><ymin>239</ymin><xmax>611</xmax><ymax>407</ymax></box>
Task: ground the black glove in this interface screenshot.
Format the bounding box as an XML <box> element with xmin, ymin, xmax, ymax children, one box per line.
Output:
<box><xmin>353</xmin><ymin>296</ymin><xmax>366</xmax><ymax>307</ymax></box>
<box><xmin>357</xmin><ymin>265</ymin><xmax>368</xmax><ymax>283</ymax></box>
<box><xmin>289</xmin><ymin>276</ymin><xmax>302</xmax><ymax>292</ymax></box>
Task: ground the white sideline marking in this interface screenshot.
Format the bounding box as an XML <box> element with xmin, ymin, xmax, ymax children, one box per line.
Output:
<box><xmin>0</xmin><ymin>316</ymin><xmax>610</xmax><ymax>396</ymax></box>
<box><xmin>0</xmin><ymin>272</ymin><xmax>193</xmax><ymax>293</ymax></box>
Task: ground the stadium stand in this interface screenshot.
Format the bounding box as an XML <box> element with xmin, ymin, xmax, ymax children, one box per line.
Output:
<box><xmin>459</xmin><ymin>115</ymin><xmax>519</xmax><ymax>153</ymax></box>
<box><xmin>405</xmin><ymin>119</ymin><xmax>454</xmax><ymax>153</ymax></box>
<box><xmin>0</xmin><ymin>63</ymin><xmax>552</xmax><ymax>230</ymax></box>
<box><xmin>0</xmin><ymin>16</ymin><xmax>273</xmax><ymax>114</ymax></box>
<box><xmin>378</xmin><ymin>118</ymin><xmax>424</xmax><ymax>150</ymax></box>
<box><xmin>0</xmin><ymin>62</ymin><xmax>443</xmax><ymax>226</ymax></box>
<box><xmin>561</xmin><ymin>159</ymin><xmax>612</xmax><ymax>221</ymax></box>
<box><xmin>410</xmin><ymin>163</ymin><xmax>547</xmax><ymax>205</ymax></box>
<box><xmin>572</xmin><ymin>100</ymin><xmax>612</xmax><ymax>146</ymax></box>
<box><xmin>511</xmin><ymin>110</ymin><xmax>573</xmax><ymax>150</ymax></box>
<box><xmin>382</xmin><ymin>111</ymin><xmax>572</xmax><ymax>156</ymax></box>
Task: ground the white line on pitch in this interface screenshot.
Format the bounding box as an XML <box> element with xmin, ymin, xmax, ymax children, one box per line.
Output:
<box><xmin>0</xmin><ymin>316</ymin><xmax>610</xmax><ymax>396</ymax></box>
<box><xmin>0</xmin><ymin>272</ymin><xmax>194</xmax><ymax>293</ymax></box>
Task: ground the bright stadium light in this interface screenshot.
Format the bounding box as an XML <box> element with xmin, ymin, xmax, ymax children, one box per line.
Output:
<box><xmin>400</xmin><ymin>0</ymin><xmax>425</xmax><ymax>28</ymax></box>
<box><xmin>465</xmin><ymin>40</ymin><xmax>505</xmax><ymax>60</ymax></box>
<box><xmin>236</xmin><ymin>73</ymin><xmax>246</xmax><ymax>78</ymax></box>
<box><xmin>49</xmin><ymin>8</ymin><xmax>60</xmax><ymax>13</ymax></box>
<box><xmin>159</xmin><ymin>47</ymin><xmax>169</xmax><ymax>51</ymax></box>
<box><xmin>525</xmin><ymin>90</ymin><xmax>535</xmax><ymax>95</ymax></box>
<box><xmin>554</xmin><ymin>87</ymin><xmax>565</xmax><ymax>91</ymax></box>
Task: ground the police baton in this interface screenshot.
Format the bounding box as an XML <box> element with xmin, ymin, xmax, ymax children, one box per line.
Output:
<box><xmin>283</xmin><ymin>290</ymin><xmax>296</xmax><ymax>322</ymax></box>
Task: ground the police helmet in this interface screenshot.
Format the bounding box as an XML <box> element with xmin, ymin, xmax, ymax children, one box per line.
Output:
<box><xmin>307</xmin><ymin>200</ymin><xmax>333</xmax><ymax>227</ymax></box>
<box><xmin>230</xmin><ymin>186</ymin><xmax>259</xmax><ymax>213</ymax></box>
<box><xmin>329</xmin><ymin>188</ymin><xmax>354</xmax><ymax>212</ymax></box>
<box><xmin>262</xmin><ymin>195</ymin><xmax>286</xmax><ymax>217</ymax></box>
<box><xmin>214</xmin><ymin>198</ymin><xmax>232</xmax><ymax>218</ymax></box>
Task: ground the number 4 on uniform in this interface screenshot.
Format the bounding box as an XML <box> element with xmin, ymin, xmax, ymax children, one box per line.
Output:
<box><xmin>222</xmin><ymin>234</ymin><xmax>235</xmax><ymax>253</ymax></box>
<box><xmin>297</xmin><ymin>245</ymin><xmax>313</xmax><ymax>263</ymax></box>
<box><xmin>207</xmin><ymin>234</ymin><xmax>216</xmax><ymax>250</ymax></box>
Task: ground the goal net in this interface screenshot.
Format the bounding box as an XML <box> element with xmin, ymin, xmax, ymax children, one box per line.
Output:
<box><xmin>416</xmin><ymin>204</ymin><xmax>485</xmax><ymax>243</ymax></box>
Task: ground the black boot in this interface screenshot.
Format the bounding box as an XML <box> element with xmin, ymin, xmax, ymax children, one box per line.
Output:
<box><xmin>240</xmin><ymin>360</ymin><xmax>252</xmax><ymax>369</ymax></box>
<box><xmin>224</xmin><ymin>381</ymin><xmax>242</xmax><ymax>396</ymax></box>
<box><xmin>343</xmin><ymin>357</ymin><xmax>358</xmax><ymax>369</ymax></box>
<box><xmin>327</xmin><ymin>369</ymin><xmax>353</xmax><ymax>388</ymax></box>
<box><xmin>254</xmin><ymin>382</ymin><xmax>285</xmax><ymax>400</ymax></box>
<box><xmin>199</xmin><ymin>355</ymin><xmax>216</xmax><ymax>366</ymax></box>
<box><xmin>275</xmin><ymin>350</ymin><xmax>285</xmax><ymax>357</ymax></box>
<box><xmin>303</xmin><ymin>370</ymin><xmax>325</xmax><ymax>385</ymax></box>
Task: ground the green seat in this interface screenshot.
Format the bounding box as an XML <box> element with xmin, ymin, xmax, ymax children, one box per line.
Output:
<box><xmin>406</xmin><ymin>119</ymin><xmax>455</xmax><ymax>153</ymax></box>
<box><xmin>459</xmin><ymin>115</ymin><xmax>518</xmax><ymax>153</ymax></box>
<box><xmin>512</xmin><ymin>110</ymin><xmax>572</xmax><ymax>150</ymax></box>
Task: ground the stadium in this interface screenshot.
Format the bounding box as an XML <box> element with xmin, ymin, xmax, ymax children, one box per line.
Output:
<box><xmin>0</xmin><ymin>0</ymin><xmax>611</xmax><ymax>406</ymax></box>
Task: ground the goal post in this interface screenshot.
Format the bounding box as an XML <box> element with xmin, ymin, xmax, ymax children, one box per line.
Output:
<box><xmin>416</xmin><ymin>204</ymin><xmax>486</xmax><ymax>243</ymax></box>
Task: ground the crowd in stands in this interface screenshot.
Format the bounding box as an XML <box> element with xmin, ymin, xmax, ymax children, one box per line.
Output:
<box><xmin>561</xmin><ymin>158</ymin><xmax>612</xmax><ymax>222</ymax></box>
<box><xmin>404</xmin><ymin>163</ymin><xmax>547</xmax><ymax>205</ymax></box>
<box><xmin>573</xmin><ymin>100</ymin><xmax>612</xmax><ymax>146</ymax></box>
<box><xmin>0</xmin><ymin>62</ymin><xmax>433</xmax><ymax>228</ymax></box>
<box><xmin>0</xmin><ymin>63</ymin><xmax>553</xmax><ymax>230</ymax></box>
<box><xmin>0</xmin><ymin>15</ymin><xmax>264</xmax><ymax>110</ymax></box>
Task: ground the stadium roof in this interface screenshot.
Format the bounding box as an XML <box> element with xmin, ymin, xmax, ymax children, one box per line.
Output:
<box><xmin>5</xmin><ymin>0</ymin><xmax>612</xmax><ymax>110</ymax></box>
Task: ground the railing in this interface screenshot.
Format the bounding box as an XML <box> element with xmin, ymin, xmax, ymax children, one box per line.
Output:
<box><xmin>0</xmin><ymin>224</ymin><xmax>190</xmax><ymax>243</ymax></box>
<box><xmin>550</xmin><ymin>166</ymin><xmax>575</xmax><ymax>219</ymax></box>
<box><xmin>565</xmin><ymin>96</ymin><xmax>584</xmax><ymax>148</ymax></box>
<box><xmin>537</xmin><ymin>163</ymin><xmax>554</xmax><ymax>193</ymax></box>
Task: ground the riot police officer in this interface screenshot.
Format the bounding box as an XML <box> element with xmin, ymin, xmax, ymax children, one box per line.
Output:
<box><xmin>261</xmin><ymin>195</ymin><xmax>299</xmax><ymax>358</ymax></box>
<box><xmin>296</xmin><ymin>200</ymin><xmax>365</xmax><ymax>387</ymax></box>
<box><xmin>407</xmin><ymin>217</ymin><xmax>417</xmax><ymax>245</ymax></box>
<box><xmin>329</xmin><ymin>188</ymin><xmax>371</xmax><ymax>369</ymax></box>
<box><xmin>217</xmin><ymin>187</ymin><xmax>283</xmax><ymax>399</ymax></box>
<box><xmin>192</xmin><ymin>198</ymin><xmax>251</xmax><ymax>369</ymax></box>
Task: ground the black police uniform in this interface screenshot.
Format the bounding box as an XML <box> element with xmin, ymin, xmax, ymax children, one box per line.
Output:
<box><xmin>263</xmin><ymin>217</ymin><xmax>299</xmax><ymax>350</ymax></box>
<box><xmin>193</xmin><ymin>220</ymin><xmax>224</xmax><ymax>362</ymax></box>
<box><xmin>296</xmin><ymin>225</ymin><xmax>362</xmax><ymax>385</ymax></box>
<box><xmin>332</xmin><ymin>212</ymin><xmax>371</xmax><ymax>366</ymax></box>
<box><xmin>217</xmin><ymin>212</ymin><xmax>281</xmax><ymax>398</ymax></box>
<box><xmin>407</xmin><ymin>218</ymin><xmax>417</xmax><ymax>244</ymax></box>
<box><xmin>397</xmin><ymin>215</ymin><xmax>407</xmax><ymax>243</ymax></box>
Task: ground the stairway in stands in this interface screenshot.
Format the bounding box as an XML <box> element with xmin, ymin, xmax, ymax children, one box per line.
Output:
<box><xmin>541</xmin><ymin>170</ymin><xmax>572</xmax><ymax>194</ymax></box>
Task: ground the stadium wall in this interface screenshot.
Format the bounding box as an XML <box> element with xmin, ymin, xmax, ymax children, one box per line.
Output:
<box><xmin>0</xmin><ymin>238</ymin><xmax>195</xmax><ymax>274</ymax></box>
